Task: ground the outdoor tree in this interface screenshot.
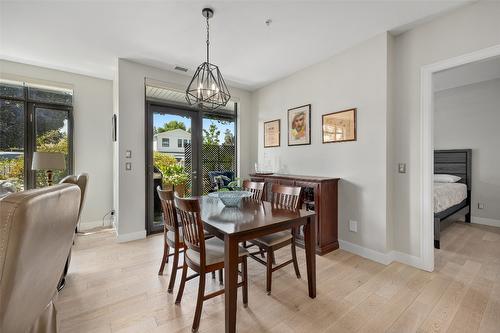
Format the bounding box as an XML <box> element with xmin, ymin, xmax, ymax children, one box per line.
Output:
<box><xmin>203</xmin><ymin>123</ymin><xmax>220</xmax><ymax>145</ymax></box>
<box><xmin>157</xmin><ymin>120</ymin><xmax>187</xmax><ymax>133</ymax></box>
<box><xmin>223</xmin><ymin>129</ymin><xmax>234</xmax><ymax>145</ymax></box>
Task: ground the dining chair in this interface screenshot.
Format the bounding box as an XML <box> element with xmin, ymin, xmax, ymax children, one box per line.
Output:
<box><xmin>157</xmin><ymin>186</ymin><xmax>222</xmax><ymax>292</ymax></box>
<box><xmin>248</xmin><ymin>183</ymin><xmax>302</xmax><ymax>295</ymax></box>
<box><xmin>242</xmin><ymin>180</ymin><xmax>265</xmax><ymax>200</ymax></box>
<box><xmin>157</xmin><ymin>186</ymin><xmax>185</xmax><ymax>293</ymax></box>
<box><xmin>241</xmin><ymin>180</ymin><xmax>266</xmax><ymax>254</ymax></box>
<box><xmin>174</xmin><ymin>195</ymin><xmax>249</xmax><ymax>333</ymax></box>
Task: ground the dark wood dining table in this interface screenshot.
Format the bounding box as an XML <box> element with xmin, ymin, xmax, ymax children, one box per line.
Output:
<box><xmin>199</xmin><ymin>196</ymin><xmax>317</xmax><ymax>333</ymax></box>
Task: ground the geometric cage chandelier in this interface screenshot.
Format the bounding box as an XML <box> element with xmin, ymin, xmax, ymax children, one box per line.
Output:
<box><xmin>185</xmin><ymin>8</ymin><xmax>231</xmax><ymax>110</ymax></box>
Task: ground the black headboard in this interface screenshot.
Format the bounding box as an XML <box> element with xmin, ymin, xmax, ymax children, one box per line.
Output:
<box><xmin>434</xmin><ymin>149</ymin><xmax>472</xmax><ymax>191</ymax></box>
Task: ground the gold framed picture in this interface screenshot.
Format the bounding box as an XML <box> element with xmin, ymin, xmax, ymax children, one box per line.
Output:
<box><xmin>322</xmin><ymin>108</ymin><xmax>357</xmax><ymax>143</ymax></box>
<box><xmin>288</xmin><ymin>104</ymin><xmax>311</xmax><ymax>146</ymax></box>
<box><xmin>264</xmin><ymin>119</ymin><xmax>280</xmax><ymax>148</ymax></box>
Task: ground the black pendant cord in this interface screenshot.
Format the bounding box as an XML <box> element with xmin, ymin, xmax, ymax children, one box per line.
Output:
<box><xmin>206</xmin><ymin>15</ymin><xmax>210</xmax><ymax>64</ymax></box>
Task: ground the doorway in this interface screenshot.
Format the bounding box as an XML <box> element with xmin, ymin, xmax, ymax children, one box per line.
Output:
<box><xmin>420</xmin><ymin>44</ymin><xmax>500</xmax><ymax>271</ymax></box>
<box><xmin>145</xmin><ymin>100</ymin><xmax>237</xmax><ymax>235</ymax></box>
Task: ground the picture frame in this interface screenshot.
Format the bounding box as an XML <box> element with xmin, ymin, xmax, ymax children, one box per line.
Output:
<box><xmin>322</xmin><ymin>108</ymin><xmax>357</xmax><ymax>143</ymax></box>
<box><xmin>287</xmin><ymin>104</ymin><xmax>311</xmax><ymax>146</ymax></box>
<box><xmin>264</xmin><ymin>119</ymin><xmax>280</xmax><ymax>148</ymax></box>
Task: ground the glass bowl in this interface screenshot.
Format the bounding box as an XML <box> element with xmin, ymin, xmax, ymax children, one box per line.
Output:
<box><xmin>208</xmin><ymin>191</ymin><xmax>252</xmax><ymax>207</ymax></box>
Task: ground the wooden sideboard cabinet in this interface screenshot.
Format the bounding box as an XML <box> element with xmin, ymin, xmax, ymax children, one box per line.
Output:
<box><xmin>249</xmin><ymin>173</ymin><xmax>339</xmax><ymax>255</ymax></box>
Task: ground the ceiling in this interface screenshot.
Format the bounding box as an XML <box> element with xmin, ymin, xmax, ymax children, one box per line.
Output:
<box><xmin>0</xmin><ymin>1</ymin><xmax>472</xmax><ymax>91</ymax></box>
<box><xmin>433</xmin><ymin>55</ymin><xmax>500</xmax><ymax>92</ymax></box>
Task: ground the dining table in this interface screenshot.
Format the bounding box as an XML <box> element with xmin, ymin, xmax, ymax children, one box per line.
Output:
<box><xmin>199</xmin><ymin>195</ymin><xmax>317</xmax><ymax>333</ymax></box>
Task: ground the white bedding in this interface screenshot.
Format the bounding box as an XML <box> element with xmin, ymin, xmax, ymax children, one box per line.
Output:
<box><xmin>434</xmin><ymin>182</ymin><xmax>467</xmax><ymax>213</ymax></box>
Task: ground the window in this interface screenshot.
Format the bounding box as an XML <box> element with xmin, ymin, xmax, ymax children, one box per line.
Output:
<box><xmin>178</xmin><ymin>139</ymin><xmax>182</xmax><ymax>148</ymax></box>
<box><xmin>162</xmin><ymin>138</ymin><xmax>169</xmax><ymax>147</ymax></box>
<box><xmin>0</xmin><ymin>80</ymin><xmax>73</xmax><ymax>192</ymax></box>
<box><xmin>183</xmin><ymin>139</ymin><xmax>189</xmax><ymax>147</ymax></box>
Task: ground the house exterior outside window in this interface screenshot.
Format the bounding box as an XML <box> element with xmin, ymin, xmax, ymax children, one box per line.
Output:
<box><xmin>152</xmin><ymin>128</ymin><xmax>191</xmax><ymax>162</ymax></box>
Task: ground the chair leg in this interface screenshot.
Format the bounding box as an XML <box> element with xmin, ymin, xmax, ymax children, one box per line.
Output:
<box><xmin>192</xmin><ymin>271</ymin><xmax>206</xmax><ymax>333</ymax></box>
<box><xmin>175</xmin><ymin>262</ymin><xmax>188</xmax><ymax>304</ymax></box>
<box><xmin>158</xmin><ymin>241</ymin><xmax>169</xmax><ymax>276</ymax></box>
<box><xmin>219</xmin><ymin>269</ymin><xmax>223</xmax><ymax>285</ymax></box>
<box><xmin>270</xmin><ymin>249</ymin><xmax>276</xmax><ymax>265</ymax></box>
<box><xmin>242</xmin><ymin>257</ymin><xmax>248</xmax><ymax>307</ymax></box>
<box><xmin>266</xmin><ymin>249</ymin><xmax>273</xmax><ymax>295</ymax></box>
<box><xmin>259</xmin><ymin>247</ymin><xmax>265</xmax><ymax>258</ymax></box>
<box><xmin>291</xmin><ymin>240</ymin><xmax>301</xmax><ymax>279</ymax></box>
<box><xmin>167</xmin><ymin>246</ymin><xmax>180</xmax><ymax>293</ymax></box>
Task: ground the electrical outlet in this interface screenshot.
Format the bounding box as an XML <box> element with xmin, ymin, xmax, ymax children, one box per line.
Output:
<box><xmin>478</xmin><ymin>203</ymin><xmax>484</xmax><ymax>209</ymax></box>
<box><xmin>349</xmin><ymin>220</ymin><xmax>358</xmax><ymax>233</ymax></box>
<box><xmin>398</xmin><ymin>163</ymin><xmax>407</xmax><ymax>173</ymax></box>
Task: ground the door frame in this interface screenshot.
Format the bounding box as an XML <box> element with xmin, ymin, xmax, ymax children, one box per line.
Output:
<box><xmin>420</xmin><ymin>44</ymin><xmax>500</xmax><ymax>272</ymax></box>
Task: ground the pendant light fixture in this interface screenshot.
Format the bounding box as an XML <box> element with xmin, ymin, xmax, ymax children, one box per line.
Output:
<box><xmin>186</xmin><ymin>8</ymin><xmax>231</xmax><ymax>110</ymax></box>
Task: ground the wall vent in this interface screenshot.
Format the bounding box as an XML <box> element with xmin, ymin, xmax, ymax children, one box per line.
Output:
<box><xmin>174</xmin><ymin>66</ymin><xmax>188</xmax><ymax>72</ymax></box>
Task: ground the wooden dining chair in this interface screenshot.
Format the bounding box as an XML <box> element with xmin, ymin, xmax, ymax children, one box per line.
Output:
<box><xmin>242</xmin><ymin>180</ymin><xmax>265</xmax><ymax>200</ymax></box>
<box><xmin>157</xmin><ymin>186</ymin><xmax>222</xmax><ymax>293</ymax></box>
<box><xmin>174</xmin><ymin>195</ymin><xmax>249</xmax><ymax>333</ymax></box>
<box><xmin>248</xmin><ymin>183</ymin><xmax>302</xmax><ymax>295</ymax></box>
<box><xmin>242</xmin><ymin>180</ymin><xmax>266</xmax><ymax>253</ymax></box>
<box><xmin>157</xmin><ymin>186</ymin><xmax>185</xmax><ymax>293</ymax></box>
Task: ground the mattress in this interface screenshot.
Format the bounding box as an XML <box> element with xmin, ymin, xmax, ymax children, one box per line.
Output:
<box><xmin>434</xmin><ymin>182</ymin><xmax>467</xmax><ymax>213</ymax></box>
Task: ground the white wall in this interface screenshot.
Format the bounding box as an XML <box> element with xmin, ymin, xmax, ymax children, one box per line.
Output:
<box><xmin>252</xmin><ymin>33</ymin><xmax>390</xmax><ymax>254</ymax></box>
<box><xmin>116</xmin><ymin>59</ymin><xmax>252</xmax><ymax>240</ymax></box>
<box><xmin>0</xmin><ymin>59</ymin><xmax>114</xmax><ymax>228</ymax></box>
<box><xmin>392</xmin><ymin>1</ymin><xmax>500</xmax><ymax>256</ymax></box>
<box><xmin>434</xmin><ymin>78</ymin><xmax>500</xmax><ymax>222</ymax></box>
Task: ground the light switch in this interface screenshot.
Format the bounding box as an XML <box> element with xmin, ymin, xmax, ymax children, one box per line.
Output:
<box><xmin>125</xmin><ymin>150</ymin><xmax>132</xmax><ymax>158</ymax></box>
<box><xmin>398</xmin><ymin>163</ymin><xmax>406</xmax><ymax>174</ymax></box>
<box><xmin>125</xmin><ymin>162</ymin><xmax>132</xmax><ymax>171</ymax></box>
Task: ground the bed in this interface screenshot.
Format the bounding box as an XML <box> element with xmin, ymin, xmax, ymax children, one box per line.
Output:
<box><xmin>434</xmin><ymin>149</ymin><xmax>472</xmax><ymax>249</ymax></box>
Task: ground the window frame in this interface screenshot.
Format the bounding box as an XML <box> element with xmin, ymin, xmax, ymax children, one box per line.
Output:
<box><xmin>0</xmin><ymin>84</ymin><xmax>74</xmax><ymax>190</ymax></box>
<box><xmin>161</xmin><ymin>137</ymin><xmax>169</xmax><ymax>147</ymax></box>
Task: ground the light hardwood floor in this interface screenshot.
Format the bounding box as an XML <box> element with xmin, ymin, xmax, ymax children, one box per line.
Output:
<box><xmin>56</xmin><ymin>221</ymin><xmax>500</xmax><ymax>332</ymax></box>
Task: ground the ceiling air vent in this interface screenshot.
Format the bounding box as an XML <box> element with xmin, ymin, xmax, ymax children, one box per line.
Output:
<box><xmin>174</xmin><ymin>66</ymin><xmax>188</xmax><ymax>72</ymax></box>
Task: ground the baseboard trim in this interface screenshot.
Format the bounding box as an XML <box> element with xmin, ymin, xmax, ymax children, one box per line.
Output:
<box><xmin>78</xmin><ymin>220</ymin><xmax>105</xmax><ymax>231</ymax></box>
<box><xmin>116</xmin><ymin>230</ymin><xmax>147</xmax><ymax>243</ymax></box>
<box><xmin>339</xmin><ymin>239</ymin><xmax>430</xmax><ymax>271</ymax></box>
<box><xmin>339</xmin><ymin>240</ymin><xmax>392</xmax><ymax>265</ymax></box>
<box><xmin>471</xmin><ymin>216</ymin><xmax>500</xmax><ymax>228</ymax></box>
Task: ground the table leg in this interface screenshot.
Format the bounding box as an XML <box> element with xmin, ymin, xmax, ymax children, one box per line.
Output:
<box><xmin>224</xmin><ymin>234</ymin><xmax>239</xmax><ymax>333</ymax></box>
<box><xmin>303</xmin><ymin>216</ymin><xmax>316</xmax><ymax>298</ymax></box>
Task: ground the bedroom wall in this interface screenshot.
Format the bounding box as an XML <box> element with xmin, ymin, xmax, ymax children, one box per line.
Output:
<box><xmin>0</xmin><ymin>59</ymin><xmax>114</xmax><ymax>229</ymax></box>
<box><xmin>115</xmin><ymin>59</ymin><xmax>252</xmax><ymax>240</ymax></box>
<box><xmin>434</xmin><ymin>78</ymin><xmax>500</xmax><ymax>225</ymax></box>
<box><xmin>251</xmin><ymin>33</ymin><xmax>390</xmax><ymax>254</ymax></box>
<box><xmin>391</xmin><ymin>1</ymin><xmax>500</xmax><ymax>256</ymax></box>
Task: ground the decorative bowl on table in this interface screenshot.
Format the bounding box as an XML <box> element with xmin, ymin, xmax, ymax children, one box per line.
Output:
<box><xmin>208</xmin><ymin>191</ymin><xmax>252</xmax><ymax>207</ymax></box>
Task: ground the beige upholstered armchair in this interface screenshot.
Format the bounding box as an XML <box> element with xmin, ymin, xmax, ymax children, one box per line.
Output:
<box><xmin>0</xmin><ymin>184</ymin><xmax>81</xmax><ymax>332</ymax></box>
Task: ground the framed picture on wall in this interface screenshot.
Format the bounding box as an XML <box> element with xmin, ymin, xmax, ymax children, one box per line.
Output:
<box><xmin>264</xmin><ymin>119</ymin><xmax>280</xmax><ymax>148</ymax></box>
<box><xmin>288</xmin><ymin>104</ymin><xmax>311</xmax><ymax>146</ymax></box>
<box><xmin>322</xmin><ymin>108</ymin><xmax>357</xmax><ymax>143</ymax></box>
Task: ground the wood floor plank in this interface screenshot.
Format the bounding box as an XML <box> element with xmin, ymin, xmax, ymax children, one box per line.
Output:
<box><xmin>55</xmin><ymin>221</ymin><xmax>500</xmax><ymax>333</ymax></box>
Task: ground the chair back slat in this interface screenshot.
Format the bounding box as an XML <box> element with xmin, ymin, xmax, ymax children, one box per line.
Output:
<box><xmin>156</xmin><ymin>186</ymin><xmax>178</xmax><ymax>233</ymax></box>
<box><xmin>271</xmin><ymin>183</ymin><xmax>302</xmax><ymax>209</ymax></box>
<box><xmin>242</xmin><ymin>180</ymin><xmax>265</xmax><ymax>200</ymax></box>
<box><xmin>174</xmin><ymin>195</ymin><xmax>205</xmax><ymax>256</ymax></box>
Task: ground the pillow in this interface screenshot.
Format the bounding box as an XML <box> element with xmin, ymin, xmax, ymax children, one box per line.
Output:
<box><xmin>434</xmin><ymin>174</ymin><xmax>461</xmax><ymax>183</ymax></box>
